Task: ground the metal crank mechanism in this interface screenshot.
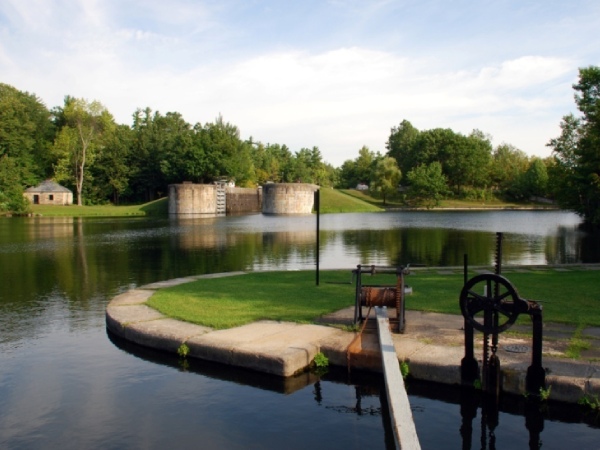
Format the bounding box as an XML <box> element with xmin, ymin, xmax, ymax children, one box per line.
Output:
<box><xmin>460</xmin><ymin>232</ymin><xmax>546</xmax><ymax>400</ymax></box>
<box><xmin>459</xmin><ymin>273</ymin><xmax>529</xmax><ymax>334</ymax></box>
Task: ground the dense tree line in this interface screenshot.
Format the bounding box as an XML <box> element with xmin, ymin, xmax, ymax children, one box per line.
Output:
<box><xmin>1</xmin><ymin>66</ymin><xmax>599</xmax><ymax>227</ymax></box>
<box><xmin>0</xmin><ymin>85</ymin><xmax>337</xmax><ymax>210</ymax></box>
<box><xmin>338</xmin><ymin>66</ymin><xmax>600</xmax><ymax>228</ymax></box>
<box><xmin>547</xmin><ymin>66</ymin><xmax>600</xmax><ymax>227</ymax></box>
<box><xmin>339</xmin><ymin>123</ymin><xmax>551</xmax><ymax>207</ymax></box>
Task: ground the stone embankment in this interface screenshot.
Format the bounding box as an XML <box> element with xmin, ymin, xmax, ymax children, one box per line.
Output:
<box><xmin>106</xmin><ymin>272</ymin><xmax>600</xmax><ymax>404</ymax></box>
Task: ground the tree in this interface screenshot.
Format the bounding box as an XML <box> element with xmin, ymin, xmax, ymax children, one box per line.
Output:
<box><xmin>406</xmin><ymin>162</ymin><xmax>450</xmax><ymax>207</ymax></box>
<box><xmin>52</xmin><ymin>97</ymin><xmax>115</xmax><ymax>205</ymax></box>
<box><xmin>370</xmin><ymin>156</ymin><xmax>401</xmax><ymax>205</ymax></box>
<box><xmin>548</xmin><ymin>66</ymin><xmax>600</xmax><ymax>226</ymax></box>
<box><xmin>432</xmin><ymin>129</ymin><xmax>491</xmax><ymax>195</ymax></box>
<box><xmin>338</xmin><ymin>146</ymin><xmax>379</xmax><ymax>188</ymax></box>
<box><xmin>201</xmin><ymin>115</ymin><xmax>255</xmax><ymax>186</ymax></box>
<box><xmin>0</xmin><ymin>83</ymin><xmax>55</xmax><ymax>186</ymax></box>
<box><xmin>519</xmin><ymin>158</ymin><xmax>549</xmax><ymax>199</ymax></box>
<box><xmin>386</xmin><ymin>120</ymin><xmax>420</xmax><ymax>176</ymax></box>
<box><xmin>0</xmin><ymin>154</ymin><xmax>31</xmax><ymax>213</ymax></box>
<box><xmin>489</xmin><ymin>143</ymin><xmax>530</xmax><ymax>196</ymax></box>
<box><xmin>90</xmin><ymin>124</ymin><xmax>133</xmax><ymax>204</ymax></box>
<box><xmin>128</xmin><ymin>108</ymin><xmax>169</xmax><ymax>201</ymax></box>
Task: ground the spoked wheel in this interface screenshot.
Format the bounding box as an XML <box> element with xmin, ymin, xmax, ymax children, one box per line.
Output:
<box><xmin>459</xmin><ymin>273</ymin><xmax>526</xmax><ymax>334</ymax></box>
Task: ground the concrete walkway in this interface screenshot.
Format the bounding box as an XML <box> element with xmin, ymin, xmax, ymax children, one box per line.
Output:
<box><xmin>106</xmin><ymin>272</ymin><xmax>600</xmax><ymax>404</ymax></box>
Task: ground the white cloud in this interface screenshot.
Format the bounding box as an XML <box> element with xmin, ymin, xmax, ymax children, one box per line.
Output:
<box><xmin>0</xmin><ymin>0</ymin><xmax>596</xmax><ymax>166</ymax></box>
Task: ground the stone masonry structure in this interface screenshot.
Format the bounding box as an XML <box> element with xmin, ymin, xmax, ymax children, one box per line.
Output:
<box><xmin>261</xmin><ymin>183</ymin><xmax>318</xmax><ymax>215</ymax></box>
<box><xmin>169</xmin><ymin>182</ymin><xmax>317</xmax><ymax>215</ymax></box>
<box><xmin>24</xmin><ymin>180</ymin><xmax>73</xmax><ymax>205</ymax></box>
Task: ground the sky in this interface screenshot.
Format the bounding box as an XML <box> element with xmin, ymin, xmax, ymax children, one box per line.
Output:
<box><xmin>1</xmin><ymin>0</ymin><xmax>599</xmax><ymax>167</ymax></box>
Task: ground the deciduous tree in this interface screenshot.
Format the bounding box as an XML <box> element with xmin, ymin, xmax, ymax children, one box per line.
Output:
<box><xmin>52</xmin><ymin>97</ymin><xmax>115</xmax><ymax>205</ymax></box>
<box><xmin>406</xmin><ymin>162</ymin><xmax>450</xmax><ymax>207</ymax></box>
<box><xmin>548</xmin><ymin>66</ymin><xmax>600</xmax><ymax>226</ymax></box>
<box><xmin>370</xmin><ymin>156</ymin><xmax>401</xmax><ymax>205</ymax></box>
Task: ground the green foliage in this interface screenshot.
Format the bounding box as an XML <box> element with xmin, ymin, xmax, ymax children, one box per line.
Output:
<box><xmin>406</xmin><ymin>161</ymin><xmax>450</xmax><ymax>207</ymax></box>
<box><xmin>0</xmin><ymin>83</ymin><xmax>55</xmax><ymax>182</ymax></box>
<box><xmin>0</xmin><ymin>83</ymin><xmax>54</xmax><ymax>213</ymax></box>
<box><xmin>1</xmin><ymin>76</ymin><xmax>594</xmax><ymax>210</ymax></box>
<box><xmin>338</xmin><ymin>146</ymin><xmax>379</xmax><ymax>188</ymax></box>
<box><xmin>459</xmin><ymin>187</ymin><xmax>494</xmax><ymax>202</ymax></box>
<box><xmin>387</xmin><ymin>121</ymin><xmax>502</xmax><ymax>199</ymax></box>
<box><xmin>548</xmin><ymin>66</ymin><xmax>600</xmax><ymax>226</ymax></box>
<box><xmin>490</xmin><ymin>144</ymin><xmax>530</xmax><ymax>195</ymax></box>
<box><xmin>370</xmin><ymin>156</ymin><xmax>401</xmax><ymax>205</ymax></box>
<box><xmin>52</xmin><ymin>97</ymin><xmax>116</xmax><ymax>205</ymax></box>
<box><xmin>313</xmin><ymin>352</ymin><xmax>329</xmax><ymax>368</ymax></box>
<box><xmin>578</xmin><ymin>394</ymin><xmax>600</xmax><ymax>411</ymax></box>
<box><xmin>177</xmin><ymin>343</ymin><xmax>190</xmax><ymax>358</ymax></box>
<box><xmin>0</xmin><ymin>155</ymin><xmax>32</xmax><ymax>214</ymax></box>
<box><xmin>539</xmin><ymin>386</ymin><xmax>552</xmax><ymax>401</ymax></box>
<box><xmin>400</xmin><ymin>360</ymin><xmax>410</xmax><ymax>379</ymax></box>
<box><xmin>312</xmin><ymin>352</ymin><xmax>329</xmax><ymax>376</ymax></box>
<box><xmin>386</xmin><ymin>119</ymin><xmax>420</xmax><ymax>176</ymax></box>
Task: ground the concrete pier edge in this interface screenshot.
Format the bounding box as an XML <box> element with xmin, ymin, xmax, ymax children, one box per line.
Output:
<box><xmin>105</xmin><ymin>270</ymin><xmax>600</xmax><ymax>405</ymax></box>
<box><xmin>376</xmin><ymin>306</ymin><xmax>421</xmax><ymax>450</ymax></box>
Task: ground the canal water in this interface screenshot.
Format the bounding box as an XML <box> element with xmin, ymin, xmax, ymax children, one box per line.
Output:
<box><xmin>0</xmin><ymin>210</ymin><xmax>598</xmax><ymax>449</ymax></box>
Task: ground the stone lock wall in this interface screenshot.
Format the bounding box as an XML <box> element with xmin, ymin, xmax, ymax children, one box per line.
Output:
<box><xmin>169</xmin><ymin>182</ymin><xmax>317</xmax><ymax>215</ymax></box>
<box><xmin>225</xmin><ymin>187</ymin><xmax>262</xmax><ymax>214</ymax></box>
<box><xmin>168</xmin><ymin>183</ymin><xmax>217</xmax><ymax>215</ymax></box>
<box><xmin>261</xmin><ymin>183</ymin><xmax>318</xmax><ymax>215</ymax></box>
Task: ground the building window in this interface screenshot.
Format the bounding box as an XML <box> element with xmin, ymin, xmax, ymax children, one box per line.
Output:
<box><xmin>49</xmin><ymin>195</ymin><xmax>54</xmax><ymax>201</ymax></box>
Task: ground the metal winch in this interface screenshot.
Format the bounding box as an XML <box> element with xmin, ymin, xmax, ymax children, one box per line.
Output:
<box><xmin>353</xmin><ymin>264</ymin><xmax>410</xmax><ymax>333</ymax></box>
<box><xmin>460</xmin><ymin>232</ymin><xmax>546</xmax><ymax>398</ymax></box>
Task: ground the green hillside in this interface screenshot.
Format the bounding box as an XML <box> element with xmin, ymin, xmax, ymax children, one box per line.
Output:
<box><xmin>318</xmin><ymin>188</ymin><xmax>382</xmax><ymax>213</ymax></box>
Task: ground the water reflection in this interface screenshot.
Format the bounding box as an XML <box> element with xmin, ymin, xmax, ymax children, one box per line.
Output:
<box><xmin>0</xmin><ymin>211</ymin><xmax>598</xmax><ymax>449</ymax></box>
<box><xmin>0</xmin><ymin>211</ymin><xmax>596</xmax><ymax>347</ymax></box>
<box><xmin>109</xmin><ymin>330</ymin><xmax>396</xmax><ymax>450</ymax></box>
<box><xmin>407</xmin><ymin>380</ymin><xmax>599</xmax><ymax>449</ymax></box>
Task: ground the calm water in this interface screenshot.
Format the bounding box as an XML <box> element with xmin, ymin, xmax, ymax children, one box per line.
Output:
<box><xmin>0</xmin><ymin>210</ymin><xmax>598</xmax><ymax>449</ymax></box>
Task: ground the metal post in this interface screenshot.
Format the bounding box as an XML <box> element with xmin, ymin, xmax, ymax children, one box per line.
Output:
<box><xmin>527</xmin><ymin>307</ymin><xmax>546</xmax><ymax>393</ymax></box>
<box><xmin>315</xmin><ymin>189</ymin><xmax>320</xmax><ymax>286</ymax></box>
<box><xmin>461</xmin><ymin>254</ymin><xmax>479</xmax><ymax>384</ymax></box>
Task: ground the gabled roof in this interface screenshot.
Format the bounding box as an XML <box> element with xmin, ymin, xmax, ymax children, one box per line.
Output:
<box><xmin>24</xmin><ymin>180</ymin><xmax>72</xmax><ymax>193</ymax></box>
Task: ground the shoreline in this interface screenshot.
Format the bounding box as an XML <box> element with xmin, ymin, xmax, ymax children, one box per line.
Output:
<box><xmin>106</xmin><ymin>270</ymin><xmax>600</xmax><ymax>405</ymax></box>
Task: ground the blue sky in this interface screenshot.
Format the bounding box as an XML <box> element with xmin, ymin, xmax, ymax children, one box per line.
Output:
<box><xmin>1</xmin><ymin>0</ymin><xmax>599</xmax><ymax>166</ymax></box>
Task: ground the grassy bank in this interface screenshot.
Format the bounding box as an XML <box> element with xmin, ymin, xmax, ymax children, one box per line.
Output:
<box><xmin>318</xmin><ymin>188</ymin><xmax>381</xmax><ymax>213</ymax></box>
<box><xmin>19</xmin><ymin>188</ymin><xmax>549</xmax><ymax>217</ymax></box>
<box><xmin>147</xmin><ymin>268</ymin><xmax>600</xmax><ymax>330</ymax></box>
<box><xmin>29</xmin><ymin>197</ymin><xmax>168</xmax><ymax>217</ymax></box>
<box><xmin>340</xmin><ymin>189</ymin><xmax>555</xmax><ymax>210</ymax></box>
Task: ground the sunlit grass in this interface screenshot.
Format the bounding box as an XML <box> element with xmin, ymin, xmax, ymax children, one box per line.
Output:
<box><xmin>318</xmin><ymin>188</ymin><xmax>382</xmax><ymax>213</ymax></box>
<box><xmin>147</xmin><ymin>270</ymin><xmax>356</xmax><ymax>329</ymax></box>
<box><xmin>147</xmin><ymin>268</ymin><xmax>600</xmax><ymax>329</ymax></box>
<box><xmin>31</xmin><ymin>197</ymin><xmax>168</xmax><ymax>217</ymax></box>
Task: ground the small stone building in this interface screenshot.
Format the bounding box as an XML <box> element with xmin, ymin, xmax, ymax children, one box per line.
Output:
<box><xmin>24</xmin><ymin>180</ymin><xmax>73</xmax><ymax>205</ymax></box>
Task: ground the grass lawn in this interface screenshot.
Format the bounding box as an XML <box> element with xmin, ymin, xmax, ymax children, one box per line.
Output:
<box><xmin>147</xmin><ymin>268</ymin><xmax>600</xmax><ymax>330</ymax></box>
<box><xmin>340</xmin><ymin>188</ymin><xmax>555</xmax><ymax>210</ymax></box>
<box><xmin>23</xmin><ymin>188</ymin><xmax>550</xmax><ymax>218</ymax></box>
<box><xmin>318</xmin><ymin>188</ymin><xmax>382</xmax><ymax>213</ymax></box>
<box><xmin>30</xmin><ymin>197</ymin><xmax>168</xmax><ymax>217</ymax></box>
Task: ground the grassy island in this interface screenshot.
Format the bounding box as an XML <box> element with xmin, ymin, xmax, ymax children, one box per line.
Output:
<box><xmin>147</xmin><ymin>268</ymin><xmax>600</xmax><ymax>330</ymax></box>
